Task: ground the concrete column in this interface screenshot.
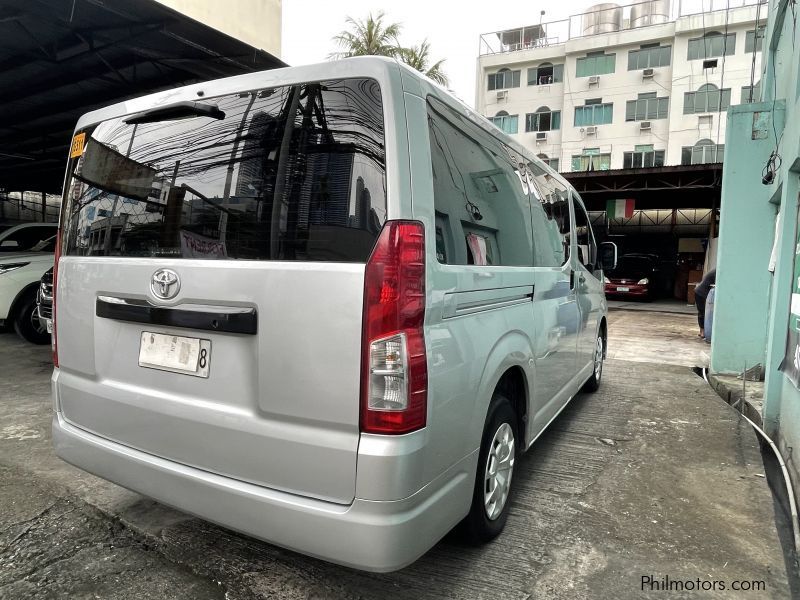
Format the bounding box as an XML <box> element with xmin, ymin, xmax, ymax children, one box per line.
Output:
<box><xmin>710</xmin><ymin>102</ymin><xmax>785</xmax><ymax>374</ymax></box>
<box><xmin>763</xmin><ymin>172</ymin><xmax>799</xmax><ymax>436</ymax></box>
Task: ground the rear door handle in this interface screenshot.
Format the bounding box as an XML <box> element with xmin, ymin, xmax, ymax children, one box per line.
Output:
<box><xmin>96</xmin><ymin>296</ymin><xmax>258</xmax><ymax>335</ymax></box>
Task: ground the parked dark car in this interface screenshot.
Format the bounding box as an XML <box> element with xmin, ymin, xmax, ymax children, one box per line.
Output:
<box><xmin>604</xmin><ymin>254</ymin><xmax>659</xmax><ymax>301</ymax></box>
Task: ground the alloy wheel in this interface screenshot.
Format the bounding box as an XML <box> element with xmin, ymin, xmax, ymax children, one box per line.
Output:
<box><xmin>484</xmin><ymin>422</ymin><xmax>515</xmax><ymax>520</ymax></box>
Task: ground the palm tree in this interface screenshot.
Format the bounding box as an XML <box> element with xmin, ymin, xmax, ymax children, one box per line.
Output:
<box><xmin>330</xmin><ymin>12</ymin><xmax>402</xmax><ymax>59</ymax></box>
<box><xmin>398</xmin><ymin>40</ymin><xmax>449</xmax><ymax>86</ymax></box>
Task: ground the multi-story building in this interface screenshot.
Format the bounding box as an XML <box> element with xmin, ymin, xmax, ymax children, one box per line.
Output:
<box><xmin>476</xmin><ymin>0</ymin><xmax>766</xmax><ymax>172</ymax></box>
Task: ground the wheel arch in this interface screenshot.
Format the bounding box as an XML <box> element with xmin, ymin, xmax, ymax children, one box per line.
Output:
<box><xmin>470</xmin><ymin>331</ymin><xmax>533</xmax><ymax>451</ymax></box>
<box><xmin>9</xmin><ymin>281</ymin><xmax>40</xmax><ymax>321</ymax></box>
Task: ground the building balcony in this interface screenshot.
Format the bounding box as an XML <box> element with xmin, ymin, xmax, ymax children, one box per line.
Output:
<box><xmin>478</xmin><ymin>0</ymin><xmax>765</xmax><ymax>56</ymax></box>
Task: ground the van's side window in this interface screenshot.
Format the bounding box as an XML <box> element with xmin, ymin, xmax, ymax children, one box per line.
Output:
<box><xmin>573</xmin><ymin>196</ymin><xmax>597</xmax><ymax>271</ymax></box>
<box><xmin>528</xmin><ymin>161</ymin><xmax>571</xmax><ymax>267</ymax></box>
<box><xmin>427</xmin><ymin>98</ymin><xmax>533</xmax><ymax>267</ymax></box>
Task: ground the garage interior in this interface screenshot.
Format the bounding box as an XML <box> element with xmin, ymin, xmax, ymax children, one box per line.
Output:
<box><xmin>565</xmin><ymin>164</ymin><xmax>722</xmax><ymax>302</ymax></box>
<box><xmin>0</xmin><ymin>0</ymin><xmax>283</xmax><ymax>223</ymax></box>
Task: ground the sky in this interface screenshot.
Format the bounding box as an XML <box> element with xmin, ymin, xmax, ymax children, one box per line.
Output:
<box><xmin>281</xmin><ymin>0</ymin><xmax>600</xmax><ymax>108</ymax></box>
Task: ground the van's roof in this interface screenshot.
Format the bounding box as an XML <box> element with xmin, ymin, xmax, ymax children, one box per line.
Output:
<box><xmin>74</xmin><ymin>56</ymin><xmax>401</xmax><ymax>131</ymax></box>
<box><xmin>74</xmin><ymin>56</ymin><xmax>567</xmax><ymax>191</ymax></box>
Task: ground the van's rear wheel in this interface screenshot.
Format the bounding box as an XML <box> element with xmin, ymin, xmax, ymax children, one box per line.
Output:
<box><xmin>462</xmin><ymin>394</ymin><xmax>517</xmax><ymax>543</ymax></box>
<box><xmin>13</xmin><ymin>290</ymin><xmax>50</xmax><ymax>345</ymax></box>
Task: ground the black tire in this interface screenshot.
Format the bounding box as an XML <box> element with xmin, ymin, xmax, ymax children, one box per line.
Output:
<box><xmin>461</xmin><ymin>394</ymin><xmax>518</xmax><ymax>544</ymax></box>
<box><xmin>13</xmin><ymin>290</ymin><xmax>50</xmax><ymax>345</ymax></box>
<box><xmin>582</xmin><ymin>330</ymin><xmax>605</xmax><ymax>392</ymax></box>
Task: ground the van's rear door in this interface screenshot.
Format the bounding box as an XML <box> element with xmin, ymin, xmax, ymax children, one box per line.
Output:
<box><xmin>55</xmin><ymin>77</ymin><xmax>390</xmax><ymax>504</ymax></box>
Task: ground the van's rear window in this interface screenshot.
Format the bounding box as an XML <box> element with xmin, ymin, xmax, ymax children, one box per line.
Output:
<box><xmin>60</xmin><ymin>78</ymin><xmax>387</xmax><ymax>262</ymax></box>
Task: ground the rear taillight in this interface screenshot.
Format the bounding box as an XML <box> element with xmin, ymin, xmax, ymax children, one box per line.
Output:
<box><xmin>361</xmin><ymin>220</ymin><xmax>427</xmax><ymax>434</ymax></box>
<box><xmin>52</xmin><ymin>230</ymin><xmax>61</xmax><ymax>367</ymax></box>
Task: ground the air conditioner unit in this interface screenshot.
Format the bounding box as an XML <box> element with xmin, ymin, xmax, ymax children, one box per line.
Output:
<box><xmin>539</xmin><ymin>75</ymin><xmax>553</xmax><ymax>85</ymax></box>
<box><xmin>639</xmin><ymin>121</ymin><xmax>652</xmax><ymax>131</ymax></box>
<box><xmin>642</xmin><ymin>68</ymin><xmax>654</xmax><ymax>79</ymax></box>
<box><xmin>585</xmin><ymin>125</ymin><xmax>598</xmax><ymax>135</ymax></box>
<box><xmin>496</xmin><ymin>90</ymin><xmax>508</xmax><ymax>101</ymax></box>
<box><xmin>535</xmin><ymin>131</ymin><xmax>548</xmax><ymax>141</ymax></box>
<box><xmin>699</xmin><ymin>115</ymin><xmax>713</xmax><ymax>127</ymax></box>
<box><xmin>588</xmin><ymin>75</ymin><xmax>600</xmax><ymax>85</ymax></box>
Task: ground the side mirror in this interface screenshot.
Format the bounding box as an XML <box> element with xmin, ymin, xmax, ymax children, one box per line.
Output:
<box><xmin>0</xmin><ymin>240</ymin><xmax>19</xmax><ymax>248</ymax></box>
<box><xmin>599</xmin><ymin>241</ymin><xmax>618</xmax><ymax>272</ymax></box>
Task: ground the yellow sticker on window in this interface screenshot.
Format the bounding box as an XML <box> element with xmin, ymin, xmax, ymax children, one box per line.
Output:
<box><xmin>70</xmin><ymin>132</ymin><xmax>85</xmax><ymax>158</ymax></box>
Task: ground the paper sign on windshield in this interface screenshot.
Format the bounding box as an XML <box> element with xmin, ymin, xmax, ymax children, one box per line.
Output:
<box><xmin>70</xmin><ymin>133</ymin><xmax>85</xmax><ymax>158</ymax></box>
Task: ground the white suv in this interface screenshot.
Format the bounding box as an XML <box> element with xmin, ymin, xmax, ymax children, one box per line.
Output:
<box><xmin>0</xmin><ymin>223</ymin><xmax>57</xmax><ymax>343</ymax></box>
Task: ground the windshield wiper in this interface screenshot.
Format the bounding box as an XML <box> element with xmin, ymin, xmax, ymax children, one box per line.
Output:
<box><xmin>125</xmin><ymin>102</ymin><xmax>225</xmax><ymax>125</ymax></box>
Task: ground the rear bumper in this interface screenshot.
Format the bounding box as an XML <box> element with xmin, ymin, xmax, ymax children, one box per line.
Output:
<box><xmin>605</xmin><ymin>284</ymin><xmax>649</xmax><ymax>298</ymax></box>
<box><xmin>52</xmin><ymin>413</ymin><xmax>474</xmax><ymax>572</ymax></box>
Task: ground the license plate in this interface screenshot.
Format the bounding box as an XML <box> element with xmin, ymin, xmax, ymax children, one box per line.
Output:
<box><xmin>617</xmin><ymin>286</ymin><xmax>630</xmax><ymax>292</ymax></box>
<box><xmin>138</xmin><ymin>332</ymin><xmax>211</xmax><ymax>378</ymax></box>
<box><xmin>46</xmin><ymin>320</ymin><xmax>53</xmax><ymax>334</ymax></box>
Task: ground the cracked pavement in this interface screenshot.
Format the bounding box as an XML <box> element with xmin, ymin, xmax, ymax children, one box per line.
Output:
<box><xmin>0</xmin><ymin>310</ymin><xmax>797</xmax><ymax>599</ymax></box>
<box><xmin>0</xmin><ymin>463</ymin><xmax>224</xmax><ymax>599</ymax></box>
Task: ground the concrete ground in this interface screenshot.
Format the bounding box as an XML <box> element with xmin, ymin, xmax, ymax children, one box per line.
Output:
<box><xmin>607</xmin><ymin>298</ymin><xmax>697</xmax><ymax>315</ymax></box>
<box><xmin>606</xmin><ymin>306</ymin><xmax>710</xmax><ymax>368</ymax></box>
<box><xmin>0</xmin><ymin>310</ymin><xmax>797</xmax><ymax>599</ymax></box>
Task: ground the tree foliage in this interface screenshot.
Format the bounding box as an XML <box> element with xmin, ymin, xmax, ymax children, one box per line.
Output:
<box><xmin>330</xmin><ymin>12</ymin><xmax>402</xmax><ymax>59</ymax></box>
<box><xmin>331</xmin><ymin>13</ymin><xmax>449</xmax><ymax>86</ymax></box>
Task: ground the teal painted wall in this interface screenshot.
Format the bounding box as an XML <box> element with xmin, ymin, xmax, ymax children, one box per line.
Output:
<box><xmin>710</xmin><ymin>103</ymin><xmax>782</xmax><ymax>374</ymax></box>
<box><xmin>720</xmin><ymin>0</ymin><xmax>800</xmax><ymax>490</ymax></box>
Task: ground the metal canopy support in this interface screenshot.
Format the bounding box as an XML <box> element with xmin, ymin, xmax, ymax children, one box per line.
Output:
<box><xmin>563</xmin><ymin>164</ymin><xmax>723</xmax><ymax>212</ymax></box>
<box><xmin>0</xmin><ymin>0</ymin><xmax>284</xmax><ymax>194</ymax></box>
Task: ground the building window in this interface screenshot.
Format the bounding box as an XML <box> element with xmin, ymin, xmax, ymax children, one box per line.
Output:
<box><xmin>681</xmin><ymin>139</ymin><xmax>724</xmax><ymax>165</ymax></box>
<box><xmin>628</xmin><ymin>44</ymin><xmax>671</xmax><ymax>70</ymax></box>
<box><xmin>528</xmin><ymin>62</ymin><xmax>564</xmax><ymax>85</ymax></box>
<box><xmin>489</xmin><ymin>110</ymin><xmax>518</xmax><ymax>134</ymax></box>
<box><xmin>576</xmin><ymin>52</ymin><xmax>616</xmax><ymax>77</ymax></box>
<box><xmin>625</xmin><ymin>92</ymin><xmax>669</xmax><ymax>121</ymax></box>
<box><xmin>536</xmin><ymin>153</ymin><xmax>560</xmax><ymax>171</ymax></box>
<box><xmin>574</xmin><ymin>101</ymin><xmax>613</xmax><ymax>126</ymax></box>
<box><xmin>571</xmin><ymin>148</ymin><xmax>611</xmax><ymax>171</ymax></box>
<box><xmin>683</xmin><ymin>83</ymin><xmax>731</xmax><ymax>114</ymax></box>
<box><xmin>526</xmin><ymin>107</ymin><xmax>561</xmax><ymax>132</ymax></box>
<box><xmin>488</xmin><ymin>68</ymin><xmax>521</xmax><ymax>90</ymax></box>
<box><xmin>741</xmin><ymin>81</ymin><xmax>762</xmax><ymax>103</ymax></box>
<box><xmin>687</xmin><ymin>31</ymin><xmax>736</xmax><ymax>60</ymax></box>
<box><xmin>745</xmin><ymin>27</ymin><xmax>765</xmax><ymax>53</ymax></box>
<box><xmin>623</xmin><ymin>145</ymin><xmax>665</xmax><ymax>168</ymax></box>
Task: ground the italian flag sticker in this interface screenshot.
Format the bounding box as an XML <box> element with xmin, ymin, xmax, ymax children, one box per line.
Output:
<box><xmin>607</xmin><ymin>199</ymin><xmax>635</xmax><ymax>219</ymax></box>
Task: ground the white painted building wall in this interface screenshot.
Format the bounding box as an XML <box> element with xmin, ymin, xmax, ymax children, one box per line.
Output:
<box><xmin>153</xmin><ymin>0</ymin><xmax>282</xmax><ymax>58</ymax></box>
<box><xmin>476</xmin><ymin>2</ymin><xmax>764</xmax><ymax>171</ymax></box>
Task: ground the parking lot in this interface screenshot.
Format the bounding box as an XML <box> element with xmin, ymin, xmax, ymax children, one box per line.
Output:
<box><xmin>1</xmin><ymin>308</ymin><xmax>795</xmax><ymax>599</ymax></box>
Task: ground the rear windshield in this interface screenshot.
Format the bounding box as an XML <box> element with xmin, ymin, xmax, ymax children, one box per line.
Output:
<box><xmin>612</xmin><ymin>256</ymin><xmax>654</xmax><ymax>276</ymax></box>
<box><xmin>60</xmin><ymin>78</ymin><xmax>387</xmax><ymax>262</ymax></box>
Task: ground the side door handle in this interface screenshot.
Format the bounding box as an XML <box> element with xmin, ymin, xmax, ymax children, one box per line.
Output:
<box><xmin>570</xmin><ymin>271</ymin><xmax>585</xmax><ymax>290</ymax></box>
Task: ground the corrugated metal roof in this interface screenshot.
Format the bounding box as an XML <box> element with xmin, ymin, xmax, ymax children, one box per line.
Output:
<box><xmin>0</xmin><ymin>0</ymin><xmax>283</xmax><ymax>193</ymax></box>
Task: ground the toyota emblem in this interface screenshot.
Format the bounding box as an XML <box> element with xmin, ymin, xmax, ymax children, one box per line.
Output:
<box><xmin>151</xmin><ymin>268</ymin><xmax>180</xmax><ymax>300</ymax></box>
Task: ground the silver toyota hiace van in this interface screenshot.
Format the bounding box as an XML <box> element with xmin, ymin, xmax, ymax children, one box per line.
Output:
<box><xmin>51</xmin><ymin>57</ymin><xmax>616</xmax><ymax>572</ymax></box>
